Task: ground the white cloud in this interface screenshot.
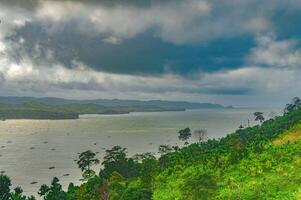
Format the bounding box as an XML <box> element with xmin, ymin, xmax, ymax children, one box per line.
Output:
<box><xmin>0</xmin><ymin>47</ymin><xmax>299</xmax><ymax>107</ymax></box>
<box><xmin>0</xmin><ymin>41</ymin><xmax>6</xmax><ymax>52</ymax></box>
<box><xmin>0</xmin><ymin>0</ymin><xmax>300</xmax><ymax>107</ymax></box>
<box><xmin>103</xmin><ymin>36</ymin><xmax>122</xmax><ymax>44</ymax></box>
<box><xmin>0</xmin><ymin>4</ymin><xmax>31</xmax><ymax>39</ymax></box>
<box><xmin>247</xmin><ymin>34</ymin><xmax>301</xmax><ymax>68</ymax></box>
<box><xmin>30</xmin><ymin>0</ymin><xmax>277</xmax><ymax>44</ymax></box>
<box><xmin>36</xmin><ymin>1</ymin><xmax>84</xmax><ymax>22</ymax></box>
<box><xmin>0</xmin><ymin>0</ymin><xmax>291</xmax><ymax>45</ymax></box>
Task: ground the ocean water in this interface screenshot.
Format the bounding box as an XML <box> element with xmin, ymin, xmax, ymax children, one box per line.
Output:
<box><xmin>0</xmin><ymin>108</ymin><xmax>278</xmax><ymax>196</ymax></box>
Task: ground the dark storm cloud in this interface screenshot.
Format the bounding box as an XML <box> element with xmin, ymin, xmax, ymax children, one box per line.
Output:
<box><xmin>47</xmin><ymin>73</ymin><xmax>254</xmax><ymax>96</ymax></box>
<box><xmin>3</xmin><ymin>0</ymin><xmax>297</xmax><ymax>76</ymax></box>
<box><xmin>0</xmin><ymin>0</ymin><xmax>177</xmax><ymax>10</ymax></box>
<box><xmin>0</xmin><ymin>0</ymin><xmax>38</xmax><ymax>9</ymax></box>
<box><xmin>7</xmin><ymin>21</ymin><xmax>253</xmax><ymax>75</ymax></box>
<box><xmin>1</xmin><ymin>0</ymin><xmax>301</xmax><ymax>106</ymax></box>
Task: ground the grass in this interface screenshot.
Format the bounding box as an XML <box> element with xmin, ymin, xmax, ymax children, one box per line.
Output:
<box><xmin>273</xmin><ymin>123</ymin><xmax>301</xmax><ymax>145</ymax></box>
<box><xmin>154</xmin><ymin>120</ymin><xmax>301</xmax><ymax>200</ymax></box>
<box><xmin>217</xmin><ymin>122</ymin><xmax>301</xmax><ymax>199</ymax></box>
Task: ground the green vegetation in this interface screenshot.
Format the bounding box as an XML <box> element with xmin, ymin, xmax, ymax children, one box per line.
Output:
<box><xmin>0</xmin><ymin>102</ymin><xmax>185</xmax><ymax>120</ymax></box>
<box><xmin>285</xmin><ymin>97</ymin><xmax>301</xmax><ymax>113</ymax></box>
<box><xmin>0</xmin><ymin>175</ymin><xmax>35</xmax><ymax>200</ymax></box>
<box><xmin>178</xmin><ymin>128</ymin><xmax>192</xmax><ymax>145</ymax></box>
<box><xmin>254</xmin><ymin>111</ymin><xmax>265</xmax><ymax>123</ymax></box>
<box><xmin>1</xmin><ymin>98</ymin><xmax>301</xmax><ymax>199</ymax></box>
<box><xmin>0</xmin><ymin>102</ymin><xmax>80</xmax><ymax>120</ymax></box>
<box><xmin>77</xmin><ymin>151</ymin><xmax>100</xmax><ymax>181</ymax></box>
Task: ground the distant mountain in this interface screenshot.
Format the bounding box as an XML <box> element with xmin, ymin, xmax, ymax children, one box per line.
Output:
<box><xmin>0</xmin><ymin>96</ymin><xmax>224</xmax><ymax>109</ymax></box>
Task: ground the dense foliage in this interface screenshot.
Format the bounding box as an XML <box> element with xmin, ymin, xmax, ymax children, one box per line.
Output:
<box><xmin>2</xmin><ymin>99</ymin><xmax>301</xmax><ymax>199</ymax></box>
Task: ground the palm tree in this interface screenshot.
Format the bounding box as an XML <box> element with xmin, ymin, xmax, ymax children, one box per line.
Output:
<box><xmin>77</xmin><ymin>150</ymin><xmax>100</xmax><ymax>180</ymax></box>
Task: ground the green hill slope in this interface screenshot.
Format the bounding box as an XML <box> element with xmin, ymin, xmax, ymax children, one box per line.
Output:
<box><xmin>217</xmin><ymin>122</ymin><xmax>301</xmax><ymax>199</ymax></box>
<box><xmin>0</xmin><ymin>102</ymin><xmax>185</xmax><ymax>120</ymax></box>
<box><xmin>152</xmin><ymin>110</ymin><xmax>301</xmax><ymax>200</ymax></box>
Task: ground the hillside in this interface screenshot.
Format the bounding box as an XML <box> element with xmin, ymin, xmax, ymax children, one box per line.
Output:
<box><xmin>1</xmin><ymin>103</ymin><xmax>301</xmax><ymax>199</ymax></box>
<box><xmin>0</xmin><ymin>96</ymin><xmax>224</xmax><ymax>109</ymax></box>
<box><xmin>0</xmin><ymin>103</ymin><xmax>79</xmax><ymax>120</ymax></box>
<box><xmin>155</xmin><ymin>121</ymin><xmax>301</xmax><ymax>199</ymax></box>
<box><xmin>0</xmin><ymin>96</ymin><xmax>222</xmax><ymax>120</ymax></box>
<box><xmin>153</xmin><ymin>108</ymin><xmax>301</xmax><ymax>200</ymax></box>
<box><xmin>0</xmin><ymin>102</ymin><xmax>185</xmax><ymax>120</ymax></box>
<box><xmin>217</xmin><ymin>126</ymin><xmax>301</xmax><ymax>199</ymax></box>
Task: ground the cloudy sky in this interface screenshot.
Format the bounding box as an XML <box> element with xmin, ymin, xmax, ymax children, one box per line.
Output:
<box><xmin>0</xmin><ymin>0</ymin><xmax>300</xmax><ymax>107</ymax></box>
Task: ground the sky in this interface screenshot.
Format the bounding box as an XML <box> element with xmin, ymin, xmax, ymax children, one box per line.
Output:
<box><xmin>0</xmin><ymin>0</ymin><xmax>301</xmax><ymax>107</ymax></box>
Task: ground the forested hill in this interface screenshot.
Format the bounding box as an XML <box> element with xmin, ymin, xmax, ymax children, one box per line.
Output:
<box><xmin>0</xmin><ymin>102</ymin><xmax>185</xmax><ymax>120</ymax></box>
<box><xmin>1</xmin><ymin>99</ymin><xmax>301</xmax><ymax>199</ymax></box>
<box><xmin>0</xmin><ymin>96</ymin><xmax>224</xmax><ymax>109</ymax></box>
<box><xmin>0</xmin><ymin>96</ymin><xmax>224</xmax><ymax>120</ymax></box>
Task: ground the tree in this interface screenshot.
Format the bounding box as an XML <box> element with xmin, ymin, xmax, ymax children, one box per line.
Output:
<box><xmin>100</xmin><ymin>146</ymin><xmax>138</xmax><ymax>179</ymax></box>
<box><xmin>38</xmin><ymin>177</ymin><xmax>67</xmax><ymax>200</ymax></box>
<box><xmin>254</xmin><ymin>112</ymin><xmax>265</xmax><ymax>123</ymax></box>
<box><xmin>0</xmin><ymin>175</ymin><xmax>11</xmax><ymax>200</ymax></box>
<box><xmin>66</xmin><ymin>183</ymin><xmax>77</xmax><ymax>200</ymax></box>
<box><xmin>107</xmin><ymin>171</ymin><xmax>126</xmax><ymax>200</ymax></box>
<box><xmin>77</xmin><ymin>150</ymin><xmax>100</xmax><ymax>180</ymax></box>
<box><xmin>133</xmin><ymin>152</ymin><xmax>158</xmax><ymax>189</ymax></box>
<box><xmin>10</xmin><ymin>187</ymin><xmax>36</xmax><ymax>200</ymax></box>
<box><xmin>132</xmin><ymin>152</ymin><xmax>155</xmax><ymax>163</ymax></box>
<box><xmin>285</xmin><ymin>97</ymin><xmax>301</xmax><ymax>113</ymax></box>
<box><xmin>236</xmin><ymin>125</ymin><xmax>244</xmax><ymax>135</ymax></box>
<box><xmin>178</xmin><ymin>128</ymin><xmax>192</xmax><ymax>145</ymax></box>
<box><xmin>75</xmin><ymin>176</ymin><xmax>103</xmax><ymax>200</ymax></box>
<box><xmin>193</xmin><ymin>129</ymin><xmax>208</xmax><ymax>143</ymax></box>
<box><xmin>158</xmin><ymin>145</ymin><xmax>173</xmax><ymax>154</ymax></box>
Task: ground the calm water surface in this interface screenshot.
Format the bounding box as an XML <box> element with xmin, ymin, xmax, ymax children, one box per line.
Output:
<box><xmin>0</xmin><ymin>108</ymin><xmax>278</xmax><ymax>196</ymax></box>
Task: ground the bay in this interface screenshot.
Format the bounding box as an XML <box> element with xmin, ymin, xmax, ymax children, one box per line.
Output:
<box><xmin>0</xmin><ymin>108</ymin><xmax>278</xmax><ymax>196</ymax></box>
